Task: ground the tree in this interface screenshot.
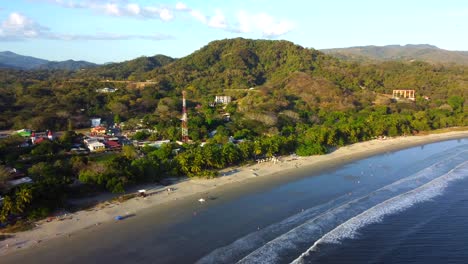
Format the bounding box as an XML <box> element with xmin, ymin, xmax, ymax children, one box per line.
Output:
<box><xmin>447</xmin><ymin>96</ymin><xmax>464</xmax><ymax>113</ymax></box>
<box><xmin>0</xmin><ymin>196</ymin><xmax>14</xmax><ymax>222</ymax></box>
<box><xmin>0</xmin><ymin>165</ymin><xmax>11</xmax><ymax>193</ymax></box>
<box><xmin>14</xmin><ymin>186</ymin><xmax>33</xmax><ymax>214</ymax></box>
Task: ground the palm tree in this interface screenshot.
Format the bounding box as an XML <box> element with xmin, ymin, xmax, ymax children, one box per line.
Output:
<box><xmin>14</xmin><ymin>187</ymin><xmax>33</xmax><ymax>214</ymax></box>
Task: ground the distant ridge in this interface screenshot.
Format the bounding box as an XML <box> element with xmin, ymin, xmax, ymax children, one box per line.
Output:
<box><xmin>0</xmin><ymin>51</ymin><xmax>97</xmax><ymax>70</ymax></box>
<box><xmin>0</xmin><ymin>51</ymin><xmax>49</xmax><ymax>69</ymax></box>
<box><xmin>321</xmin><ymin>44</ymin><xmax>468</xmax><ymax>65</ymax></box>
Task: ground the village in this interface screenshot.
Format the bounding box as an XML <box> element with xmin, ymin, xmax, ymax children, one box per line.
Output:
<box><xmin>0</xmin><ymin>94</ymin><xmax>237</xmax><ymax>201</ymax></box>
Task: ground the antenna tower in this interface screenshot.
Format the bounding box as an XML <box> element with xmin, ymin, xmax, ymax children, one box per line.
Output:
<box><xmin>181</xmin><ymin>90</ymin><xmax>189</xmax><ymax>143</ymax></box>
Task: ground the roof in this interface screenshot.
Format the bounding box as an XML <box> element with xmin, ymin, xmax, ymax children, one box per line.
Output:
<box><xmin>8</xmin><ymin>177</ymin><xmax>33</xmax><ymax>187</ymax></box>
<box><xmin>88</xmin><ymin>141</ymin><xmax>105</xmax><ymax>147</ymax></box>
<box><xmin>105</xmin><ymin>141</ymin><xmax>121</xmax><ymax>148</ymax></box>
<box><xmin>34</xmin><ymin>137</ymin><xmax>49</xmax><ymax>144</ymax></box>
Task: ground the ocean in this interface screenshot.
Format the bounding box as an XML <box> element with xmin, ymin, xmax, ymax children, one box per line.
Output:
<box><xmin>3</xmin><ymin>138</ymin><xmax>468</xmax><ymax>264</ymax></box>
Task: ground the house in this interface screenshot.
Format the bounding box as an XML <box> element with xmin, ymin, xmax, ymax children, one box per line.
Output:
<box><xmin>87</xmin><ymin>141</ymin><xmax>106</xmax><ymax>152</ymax></box>
<box><xmin>96</xmin><ymin>87</ymin><xmax>117</xmax><ymax>93</ymax></box>
<box><xmin>8</xmin><ymin>177</ymin><xmax>33</xmax><ymax>187</ymax></box>
<box><xmin>90</xmin><ymin>118</ymin><xmax>102</xmax><ymax>128</ymax></box>
<box><xmin>91</xmin><ymin>126</ymin><xmax>107</xmax><ymax>135</ymax></box>
<box><xmin>104</xmin><ymin>140</ymin><xmax>121</xmax><ymax>150</ymax></box>
<box><xmin>30</xmin><ymin>130</ymin><xmax>54</xmax><ymax>144</ymax></box>
<box><xmin>392</xmin><ymin>90</ymin><xmax>415</xmax><ymax>101</ymax></box>
<box><xmin>214</xmin><ymin>95</ymin><xmax>232</xmax><ymax>105</ymax></box>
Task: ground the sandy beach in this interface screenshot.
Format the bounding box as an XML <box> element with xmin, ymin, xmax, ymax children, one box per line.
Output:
<box><xmin>1</xmin><ymin>129</ymin><xmax>467</xmax><ymax>256</ymax></box>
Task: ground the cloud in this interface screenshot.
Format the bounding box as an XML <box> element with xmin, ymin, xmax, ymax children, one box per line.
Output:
<box><xmin>235</xmin><ymin>10</ymin><xmax>295</xmax><ymax>37</ymax></box>
<box><xmin>0</xmin><ymin>12</ymin><xmax>49</xmax><ymax>40</ymax></box>
<box><xmin>35</xmin><ymin>0</ymin><xmax>175</xmax><ymax>21</ymax></box>
<box><xmin>175</xmin><ymin>2</ymin><xmax>188</xmax><ymax>11</ymax></box>
<box><xmin>175</xmin><ymin>2</ymin><xmax>295</xmax><ymax>36</ymax></box>
<box><xmin>0</xmin><ymin>12</ymin><xmax>173</xmax><ymax>41</ymax></box>
<box><xmin>35</xmin><ymin>1</ymin><xmax>296</xmax><ymax>37</ymax></box>
<box><xmin>208</xmin><ymin>9</ymin><xmax>227</xmax><ymax>29</ymax></box>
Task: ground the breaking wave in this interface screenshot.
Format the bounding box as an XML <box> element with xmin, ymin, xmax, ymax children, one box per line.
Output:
<box><xmin>197</xmin><ymin>148</ymin><xmax>467</xmax><ymax>264</ymax></box>
<box><xmin>292</xmin><ymin>160</ymin><xmax>468</xmax><ymax>264</ymax></box>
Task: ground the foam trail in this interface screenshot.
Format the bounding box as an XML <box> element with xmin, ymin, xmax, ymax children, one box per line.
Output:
<box><xmin>292</xmin><ymin>161</ymin><xmax>468</xmax><ymax>264</ymax></box>
<box><xmin>197</xmin><ymin>149</ymin><xmax>467</xmax><ymax>264</ymax></box>
<box><xmin>237</xmin><ymin>156</ymin><xmax>467</xmax><ymax>264</ymax></box>
<box><xmin>195</xmin><ymin>194</ymin><xmax>351</xmax><ymax>264</ymax></box>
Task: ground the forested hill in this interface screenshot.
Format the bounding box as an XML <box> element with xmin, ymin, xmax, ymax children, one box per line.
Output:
<box><xmin>37</xmin><ymin>60</ymin><xmax>97</xmax><ymax>71</ymax></box>
<box><xmin>321</xmin><ymin>44</ymin><xmax>468</xmax><ymax>65</ymax></box>
<box><xmin>0</xmin><ymin>38</ymin><xmax>466</xmax><ymax>131</ymax></box>
<box><xmin>149</xmin><ymin>38</ymin><xmax>319</xmax><ymax>87</ymax></box>
<box><xmin>75</xmin><ymin>54</ymin><xmax>175</xmax><ymax>80</ymax></box>
<box><xmin>0</xmin><ymin>51</ymin><xmax>97</xmax><ymax>70</ymax></box>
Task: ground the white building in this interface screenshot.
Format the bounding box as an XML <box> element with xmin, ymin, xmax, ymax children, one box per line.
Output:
<box><xmin>214</xmin><ymin>95</ymin><xmax>232</xmax><ymax>105</ymax></box>
<box><xmin>96</xmin><ymin>87</ymin><xmax>117</xmax><ymax>93</ymax></box>
<box><xmin>90</xmin><ymin>118</ymin><xmax>101</xmax><ymax>128</ymax></box>
<box><xmin>87</xmin><ymin>141</ymin><xmax>106</xmax><ymax>152</ymax></box>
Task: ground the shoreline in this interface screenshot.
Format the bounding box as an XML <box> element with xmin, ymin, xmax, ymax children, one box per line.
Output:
<box><xmin>1</xmin><ymin>129</ymin><xmax>467</xmax><ymax>256</ymax></box>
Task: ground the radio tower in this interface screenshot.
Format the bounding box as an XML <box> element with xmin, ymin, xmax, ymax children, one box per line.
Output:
<box><xmin>181</xmin><ymin>90</ymin><xmax>189</xmax><ymax>143</ymax></box>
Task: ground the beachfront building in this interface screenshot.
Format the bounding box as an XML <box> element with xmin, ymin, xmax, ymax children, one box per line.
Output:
<box><xmin>392</xmin><ymin>90</ymin><xmax>415</xmax><ymax>101</ymax></box>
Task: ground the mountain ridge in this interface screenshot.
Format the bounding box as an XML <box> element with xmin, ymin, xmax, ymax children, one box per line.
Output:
<box><xmin>321</xmin><ymin>44</ymin><xmax>468</xmax><ymax>65</ymax></box>
<box><xmin>0</xmin><ymin>51</ymin><xmax>97</xmax><ymax>70</ymax></box>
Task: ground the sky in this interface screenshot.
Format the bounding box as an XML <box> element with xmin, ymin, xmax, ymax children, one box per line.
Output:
<box><xmin>0</xmin><ymin>0</ymin><xmax>467</xmax><ymax>63</ymax></box>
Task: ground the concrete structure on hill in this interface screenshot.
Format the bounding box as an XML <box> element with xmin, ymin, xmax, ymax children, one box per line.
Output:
<box><xmin>214</xmin><ymin>95</ymin><xmax>232</xmax><ymax>105</ymax></box>
<box><xmin>392</xmin><ymin>90</ymin><xmax>415</xmax><ymax>101</ymax></box>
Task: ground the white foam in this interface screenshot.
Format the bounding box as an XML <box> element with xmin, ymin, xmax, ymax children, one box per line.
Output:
<box><xmin>237</xmin><ymin>155</ymin><xmax>467</xmax><ymax>264</ymax></box>
<box><xmin>292</xmin><ymin>161</ymin><xmax>468</xmax><ymax>264</ymax></box>
<box><xmin>196</xmin><ymin>148</ymin><xmax>467</xmax><ymax>264</ymax></box>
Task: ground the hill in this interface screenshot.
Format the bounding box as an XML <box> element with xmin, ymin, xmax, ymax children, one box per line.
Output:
<box><xmin>321</xmin><ymin>44</ymin><xmax>468</xmax><ymax>65</ymax></box>
<box><xmin>148</xmin><ymin>38</ymin><xmax>320</xmax><ymax>90</ymax></box>
<box><xmin>76</xmin><ymin>54</ymin><xmax>175</xmax><ymax>80</ymax></box>
<box><xmin>0</xmin><ymin>51</ymin><xmax>98</xmax><ymax>70</ymax></box>
<box><xmin>0</xmin><ymin>51</ymin><xmax>49</xmax><ymax>69</ymax></box>
<box><xmin>37</xmin><ymin>60</ymin><xmax>97</xmax><ymax>71</ymax></box>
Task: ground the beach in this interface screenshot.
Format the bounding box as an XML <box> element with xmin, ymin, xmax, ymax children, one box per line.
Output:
<box><xmin>1</xmin><ymin>129</ymin><xmax>467</xmax><ymax>257</ymax></box>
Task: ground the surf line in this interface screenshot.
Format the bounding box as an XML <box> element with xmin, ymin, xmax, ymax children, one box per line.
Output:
<box><xmin>236</xmin><ymin>156</ymin><xmax>468</xmax><ymax>264</ymax></box>
<box><xmin>291</xmin><ymin>160</ymin><xmax>468</xmax><ymax>264</ymax></box>
<box><xmin>198</xmin><ymin>150</ymin><xmax>467</xmax><ymax>264</ymax></box>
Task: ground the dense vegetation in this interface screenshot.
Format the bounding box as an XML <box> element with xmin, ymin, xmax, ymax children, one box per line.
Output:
<box><xmin>0</xmin><ymin>38</ymin><xmax>466</xmax><ymax>224</ymax></box>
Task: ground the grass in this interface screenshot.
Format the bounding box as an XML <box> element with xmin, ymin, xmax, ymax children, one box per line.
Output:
<box><xmin>111</xmin><ymin>193</ymin><xmax>137</xmax><ymax>203</ymax></box>
<box><xmin>89</xmin><ymin>152</ymin><xmax>118</xmax><ymax>163</ymax></box>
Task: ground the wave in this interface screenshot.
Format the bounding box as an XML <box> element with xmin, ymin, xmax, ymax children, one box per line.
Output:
<box><xmin>196</xmin><ymin>148</ymin><xmax>467</xmax><ymax>264</ymax></box>
<box><xmin>292</xmin><ymin>160</ymin><xmax>468</xmax><ymax>264</ymax></box>
<box><xmin>236</xmin><ymin>153</ymin><xmax>467</xmax><ymax>264</ymax></box>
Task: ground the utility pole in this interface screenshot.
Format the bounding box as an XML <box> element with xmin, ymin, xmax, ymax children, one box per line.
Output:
<box><xmin>181</xmin><ymin>90</ymin><xmax>189</xmax><ymax>143</ymax></box>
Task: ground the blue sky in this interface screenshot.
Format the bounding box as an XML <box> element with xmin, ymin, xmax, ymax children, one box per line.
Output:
<box><xmin>0</xmin><ymin>0</ymin><xmax>467</xmax><ymax>63</ymax></box>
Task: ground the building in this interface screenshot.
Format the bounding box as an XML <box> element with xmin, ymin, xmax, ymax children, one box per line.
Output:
<box><xmin>214</xmin><ymin>95</ymin><xmax>232</xmax><ymax>105</ymax></box>
<box><xmin>90</xmin><ymin>118</ymin><xmax>102</xmax><ymax>128</ymax></box>
<box><xmin>91</xmin><ymin>126</ymin><xmax>107</xmax><ymax>135</ymax></box>
<box><xmin>96</xmin><ymin>87</ymin><xmax>117</xmax><ymax>93</ymax></box>
<box><xmin>392</xmin><ymin>90</ymin><xmax>415</xmax><ymax>101</ymax></box>
<box><xmin>87</xmin><ymin>141</ymin><xmax>106</xmax><ymax>152</ymax></box>
<box><xmin>30</xmin><ymin>130</ymin><xmax>54</xmax><ymax>144</ymax></box>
